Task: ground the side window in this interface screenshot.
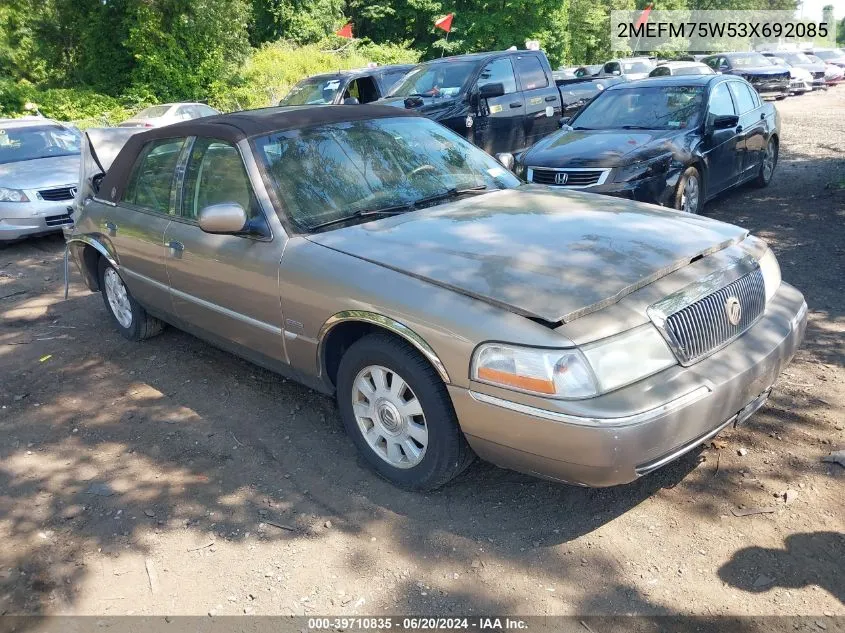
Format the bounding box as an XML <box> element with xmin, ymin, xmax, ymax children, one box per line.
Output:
<box><xmin>728</xmin><ymin>82</ymin><xmax>756</xmax><ymax>114</ymax></box>
<box><xmin>354</xmin><ymin>77</ymin><xmax>380</xmax><ymax>103</ymax></box>
<box><xmin>708</xmin><ymin>83</ymin><xmax>736</xmax><ymax>117</ymax></box>
<box><xmin>123</xmin><ymin>138</ymin><xmax>186</xmax><ymax>214</ymax></box>
<box><xmin>180</xmin><ymin>138</ymin><xmax>263</xmax><ymax>226</ymax></box>
<box><xmin>719</xmin><ymin>57</ymin><xmax>730</xmax><ymax>71</ymax></box>
<box><xmin>514</xmin><ymin>56</ymin><xmax>549</xmax><ymax>90</ymax></box>
<box><xmin>604</xmin><ymin>62</ymin><xmax>620</xmax><ymax>74</ymax></box>
<box><xmin>652</xmin><ymin>66</ymin><xmax>670</xmax><ymax>76</ymax></box>
<box><xmin>705</xmin><ymin>57</ymin><xmax>719</xmax><ymax>70</ymax></box>
<box><xmin>477</xmin><ymin>58</ymin><xmax>517</xmax><ymax>95</ymax></box>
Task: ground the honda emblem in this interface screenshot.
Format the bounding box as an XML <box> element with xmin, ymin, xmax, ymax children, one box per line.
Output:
<box><xmin>554</xmin><ymin>172</ymin><xmax>569</xmax><ymax>185</ymax></box>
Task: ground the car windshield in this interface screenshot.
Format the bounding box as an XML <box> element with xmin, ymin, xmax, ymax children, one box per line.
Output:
<box><xmin>135</xmin><ymin>105</ymin><xmax>172</xmax><ymax>119</ymax></box>
<box><xmin>730</xmin><ymin>54</ymin><xmax>772</xmax><ymax>67</ymax></box>
<box><xmin>254</xmin><ymin>116</ymin><xmax>520</xmax><ymax>232</ymax></box>
<box><xmin>572</xmin><ymin>85</ymin><xmax>705</xmax><ymax>131</ymax></box>
<box><xmin>280</xmin><ymin>77</ymin><xmax>344</xmax><ymax>106</ymax></box>
<box><xmin>814</xmin><ymin>49</ymin><xmax>845</xmax><ymax>60</ymax></box>
<box><xmin>0</xmin><ymin>124</ymin><xmax>81</xmax><ymax>165</ymax></box>
<box><xmin>387</xmin><ymin>62</ymin><xmax>475</xmax><ymax>99</ymax></box>
<box><xmin>783</xmin><ymin>52</ymin><xmax>813</xmax><ymax>64</ymax></box>
<box><xmin>622</xmin><ymin>60</ymin><xmax>654</xmax><ymax>73</ymax></box>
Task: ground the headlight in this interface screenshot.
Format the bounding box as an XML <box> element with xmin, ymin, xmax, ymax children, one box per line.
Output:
<box><xmin>613</xmin><ymin>154</ymin><xmax>672</xmax><ymax>183</ymax></box>
<box><xmin>0</xmin><ymin>187</ymin><xmax>30</xmax><ymax>203</ymax></box>
<box><xmin>758</xmin><ymin>247</ymin><xmax>781</xmax><ymax>303</ymax></box>
<box><xmin>471</xmin><ymin>324</ymin><xmax>677</xmax><ymax>399</ymax></box>
<box><xmin>581</xmin><ymin>324</ymin><xmax>677</xmax><ymax>393</ymax></box>
<box><xmin>472</xmin><ymin>344</ymin><xmax>598</xmax><ymax>398</ymax></box>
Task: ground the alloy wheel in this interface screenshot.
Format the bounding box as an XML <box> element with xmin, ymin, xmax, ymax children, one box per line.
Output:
<box><xmin>351</xmin><ymin>364</ymin><xmax>428</xmax><ymax>469</ymax></box>
<box><xmin>103</xmin><ymin>267</ymin><xmax>133</xmax><ymax>329</ymax></box>
<box><xmin>681</xmin><ymin>174</ymin><xmax>700</xmax><ymax>213</ymax></box>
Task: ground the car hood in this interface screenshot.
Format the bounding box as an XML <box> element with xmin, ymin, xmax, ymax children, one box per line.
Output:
<box><xmin>0</xmin><ymin>154</ymin><xmax>80</xmax><ymax>190</ymax></box>
<box><xmin>377</xmin><ymin>96</ymin><xmax>464</xmax><ymax>120</ymax></box>
<box><xmin>733</xmin><ymin>65</ymin><xmax>789</xmax><ymax>76</ymax></box>
<box><xmin>307</xmin><ymin>186</ymin><xmax>747</xmax><ymax>323</ymax></box>
<box><xmin>522</xmin><ymin>128</ymin><xmax>684</xmax><ymax>168</ymax></box>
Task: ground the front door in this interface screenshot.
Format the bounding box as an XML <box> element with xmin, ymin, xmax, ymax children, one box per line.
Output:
<box><xmin>472</xmin><ymin>57</ymin><xmax>525</xmax><ymax>154</ymax></box>
<box><xmin>701</xmin><ymin>82</ymin><xmax>741</xmax><ymax>196</ymax></box>
<box><xmin>109</xmin><ymin>137</ymin><xmax>187</xmax><ymax>312</ymax></box>
<box><xmin>514</xmin><ymin>54</ymin><xmax>561</xmax><ymax>146</ymax></box>
<box><xmin>163</xmin><ymin>137</ymin><xmax>285</xmax><ymax>363</ymax></box>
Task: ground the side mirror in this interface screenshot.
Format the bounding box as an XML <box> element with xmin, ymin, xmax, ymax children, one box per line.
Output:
<box><xmin>478</xmin><ymin>82</ymin><xmax>505</xmax><ymax>100</ymax></box>
<box><xmin>343</xmin><ymin>97</ymin><xmax>360</xmax><ymax>105</ymax></box>
<box><xmin>712</xmin><ymin>114</ymin><xmax>739</xmax><ymax>129</ymax></box>
<box><xmin>496</xmin><ymin>152</ymin><xmax>515</xmax><ymax>171</ymax></box>
<box><xmin>198</xmin><ymin>203</ymin><xmax>247</xmax><ymax>234</ymax></box>
<box><xmin>612</xmin><ymin>69</ymin><xmax>622</xmax><ymax>76</ymax></box>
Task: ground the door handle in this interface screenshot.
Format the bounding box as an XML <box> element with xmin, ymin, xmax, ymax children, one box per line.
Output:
<box><xmin>103</xmin><ymin>221</ymin><xmax>117</xmax><ymax>236</ymax></box>
<box><xmin>544</xmin><ymin>95</ymin><xmax>558</xmax><ymax>102</ymax></box>
<box><xmin>167</xmin><ymin>240</ymin><xmax>184</xmax><ymax>259</ymax></box>
<box><xmin>509</xmin><ymin>102</ymin><xmax>523</xmax><ymax>108</ymax></box>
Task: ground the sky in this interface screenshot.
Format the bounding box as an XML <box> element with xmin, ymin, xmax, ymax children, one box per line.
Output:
<box><xmin>797</xmin><ymin>0</ymin><xmax>844</xmax><ymax>21</ymax></box>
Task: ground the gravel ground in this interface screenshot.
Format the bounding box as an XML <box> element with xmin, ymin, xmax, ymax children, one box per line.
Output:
<box><xmin>0</xmin><ymin>88</ymin><xmax>843</xmax><ymax>623</ymax></box>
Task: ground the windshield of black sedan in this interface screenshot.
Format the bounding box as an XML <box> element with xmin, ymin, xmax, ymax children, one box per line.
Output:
<box><xmin>255</xmin><ymin>117</ymin><xmax>520</xmax><ymax>231</ymax></box>
<box><xmin>0</xmin><ymin>124</ymin><xmax>81</xmax><ymax>164</ymax></box>
<box><xmin>387</xmin><ymin>62</ymin><xmax>475</xmax><ymax>99</ymax></box>
<box><xmin>280</xmin><ymin>77</ymin><xmax>344</xmax><ymax>105</ymax></box>
<box><xmin>571</xmin><ymin>85</ymin><xmax>705</xmax><ymax>131</ymax></box>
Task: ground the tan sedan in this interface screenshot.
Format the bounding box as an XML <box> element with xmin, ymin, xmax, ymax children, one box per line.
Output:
<box><xmin>67</xmin><ymin>106</ymin><xmax>807</xmax><ymax>490</ymax></box>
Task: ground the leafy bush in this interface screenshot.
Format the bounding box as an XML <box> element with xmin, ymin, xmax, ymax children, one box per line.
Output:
<box><xmin>210</xmin><ymin>39</ymin><xmax>419</xmax><ymax>111</ymax></box>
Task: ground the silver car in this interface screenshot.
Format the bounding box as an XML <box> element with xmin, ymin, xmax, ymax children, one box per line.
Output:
<box><xmin>0</xmin><ymin>117</ymin><xmax>80</xmax><ymax>241</ymax></box>
<box><xmin>118</xmin><ymin>103</ymin><xmax>220</xmax><ymax>129</ymax></box>
<box><xmin>67</xmin><ymin>106</ymin><xmax>807</xmax><ymax>490</ymax></box>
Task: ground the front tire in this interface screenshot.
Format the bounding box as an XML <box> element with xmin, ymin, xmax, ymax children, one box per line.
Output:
<box><xmin>673</xmin><ymin>166</ymin><xmax>702</xmax><ymax>214</ymax></box>
<box><xmin>754</xmin><ymin>137</ymin><xmax>778</xmax><ymax>187</ymax></box>
<box><xmin>97</xmin><ymin>257</ymin><xmax>163</xmax><ymax>341</ymax></box>
<box><xmin>336</xmin><ymin>333</ymin><xmax>473</xmax><ymax>490</ymax></box>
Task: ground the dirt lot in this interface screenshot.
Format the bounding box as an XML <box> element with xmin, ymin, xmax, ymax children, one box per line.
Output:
<box><xmin>1</xmin><ymin>88</ymin><xmax>843</xmax><ymax>622</ymax></box>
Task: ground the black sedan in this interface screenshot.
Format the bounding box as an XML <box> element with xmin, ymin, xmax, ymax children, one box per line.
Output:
<box><xmin>514</xmin><ymin>75</ymin><xmax>780</xmax><ymax>215</ymax></box>
<box><xmin>702</xmin><ymin>52</ymin><xmax>790</xmax><ymax>99</ymax></box>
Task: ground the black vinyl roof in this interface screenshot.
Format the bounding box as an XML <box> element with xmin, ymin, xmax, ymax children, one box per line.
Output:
<box><xmin>99</xmin><ymin>105</ymin><xmax>421</xmax><ymax>204</ymax></box>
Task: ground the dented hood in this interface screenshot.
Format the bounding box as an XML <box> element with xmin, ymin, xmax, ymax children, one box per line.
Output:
<box><xmin>308</xmin><ymin>186</ymin><xmax>748</xmax><ymax>323</ymax></box>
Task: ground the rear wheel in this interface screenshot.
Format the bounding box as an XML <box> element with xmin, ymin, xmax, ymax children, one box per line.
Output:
<box><xmin>336</xmin><ymin>333</ymin><xmax>473</xmax><ymax>490</ymax></box>
<box><xmin>754</xmin><ymin>137</ymin><xmax>778</xmax><ymax>187</ymax></box>
<box><xmin>673</xmin><ymin>166</ymin><xmax>702</xmax><ymax>214</ymax></box>
<box><xmin>97</xmin><ymin>257</ymin><xmax>163</xmax><ymax>341</ymax></box>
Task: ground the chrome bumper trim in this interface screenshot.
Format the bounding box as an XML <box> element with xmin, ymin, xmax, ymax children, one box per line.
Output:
<box><xmin>468</xmin><ymin>385</ymin><xmax>711</xmax><ymax>428</ymax></box>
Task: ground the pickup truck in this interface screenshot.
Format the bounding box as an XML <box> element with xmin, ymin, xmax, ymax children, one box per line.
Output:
<box><xmin>377</xmin><ymin>50</ymin><xmax>564</xmax><ymax>155</ymax></box>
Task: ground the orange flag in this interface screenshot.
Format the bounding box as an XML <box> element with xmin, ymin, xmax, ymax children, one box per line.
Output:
<box><xmin>434</xmin><ymin>13</ymin><xmax>454</xmax><ymax>33</ymax></box>
<box><xmin>335</xmin><ymin>23</ymin><xmax>354</xmax><ymax>38</ymax></box>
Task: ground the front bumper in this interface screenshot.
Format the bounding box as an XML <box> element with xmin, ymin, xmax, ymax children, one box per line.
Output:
<box><xmin>0</xmin><ymin>200</ymin><xmax>74</xmax><ymax>241</ymax></box>
<box><xmin>527</xmin><ymin>172</ymin><xmax>680</xmax><ymax>208</ymax></box>
<box><xmin>748</xmin><ymin>79</ymin><xmax>790</xmax><ymax>98</ymax></box>
<box><xmin>451</xmin><ymin>282</ymin><xmax>807</xmax><ymax>487</ymax></box>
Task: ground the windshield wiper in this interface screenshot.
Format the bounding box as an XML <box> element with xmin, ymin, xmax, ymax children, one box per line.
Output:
<box><xmin>307</xmin><ymin>186</ymin><xmax>492</xmax><ymax>232</ymax></box>
<box><xmin>621</xmin><ymin>125</ymin><xmax>655</xmax><ymax>130</ymax></box>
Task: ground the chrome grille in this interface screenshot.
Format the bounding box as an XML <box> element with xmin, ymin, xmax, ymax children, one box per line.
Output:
<box><xmin>38</xmin><ymin>186</ymin><xmax>76</xmax><ymax>201</ymax></box>
<box><xmin>661</xmin><ymin>269</ymin><xmax>766</xmax><ymax>364</ymax></box>
<box><xmin>528</xmin><ymin>167</ymin><xmax>609</xmax><ymax>188</ymax></box>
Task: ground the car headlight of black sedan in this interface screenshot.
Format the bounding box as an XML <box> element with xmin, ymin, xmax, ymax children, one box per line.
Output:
<box><xmin>613</xmin><ymin>154</ymin><xmax>673</xmax><ymax>183</ymax></box>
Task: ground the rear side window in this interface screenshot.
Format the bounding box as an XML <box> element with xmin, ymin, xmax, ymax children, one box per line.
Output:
<box><xmin>514</xmin><ymin>56</ymin><xmax>549</xmax><ymax>90</ymax></box>
<box><xmin>651</xmin><ymin>66</ymin><xmax>671</xmax><ymax>76</ymax></box>
<box><xmin>478</xmin><ymin>58</ymin><xmax>517</xmax><ymax>95</ymax></box>
<box><xmin>728</xmin><ymin>82</ymin><xmax>756</xmax><ymax>114</ymax></box>
<box><xmin>123</xmin><ymin>138</ymin><xmax>186</xmax><ymax>214</ymax></box>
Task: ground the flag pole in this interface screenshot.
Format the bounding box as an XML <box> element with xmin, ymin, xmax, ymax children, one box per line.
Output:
<box><xmin>441</xmin><ymin>30</ymin><xmax>449</xmax><ymax>57</ymax></box>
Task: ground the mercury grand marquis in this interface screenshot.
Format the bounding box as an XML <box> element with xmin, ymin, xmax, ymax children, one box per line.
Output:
<box><xmin>67</xmin><ymin>105</ymin><xmax>807</xmax><ymax>490</ymax></box>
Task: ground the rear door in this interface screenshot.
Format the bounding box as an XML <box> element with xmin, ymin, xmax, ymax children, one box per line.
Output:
<box><xmin>513</xmin><ymin>53</ymin><xmax>561</xmax><ymax>146</ymax></box>
<box><xmin>728</xmin><ymin>81</ymin><xmax>766</xmax><ymax>177</ymax></box>
<box><xmin>109</xmin><ymin>137</ymin><xmax>186</xmax><ymax>312</ymax></box>
<box><xmin>472</xmin><ymin>57</ymin><xmax>524</xmax><ymax>154</ymax></box>
<box><xmin>162</xmin><ymin>137</ymin><xmax>285</xmax><ymax>362</ymax></box>
<box><xmin>700</xmin><ymin>82</ymin><xmax>741</xmax><ymax>196</ymax></box>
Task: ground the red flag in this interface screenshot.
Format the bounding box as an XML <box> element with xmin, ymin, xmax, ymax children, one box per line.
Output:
<box><xmin>635</xmin><ymin>3</ymin><xmax>653</xmax><ymax>28</ymax></box>
<box><xmin>335</xmin><ymin>23</ymin><xmax>354</xmax><ymax>38</ymax></box>
<box><xmin>434</xmin><ymin>13</ymin><xmax>453</xmax><ymax>33</ymax></box>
